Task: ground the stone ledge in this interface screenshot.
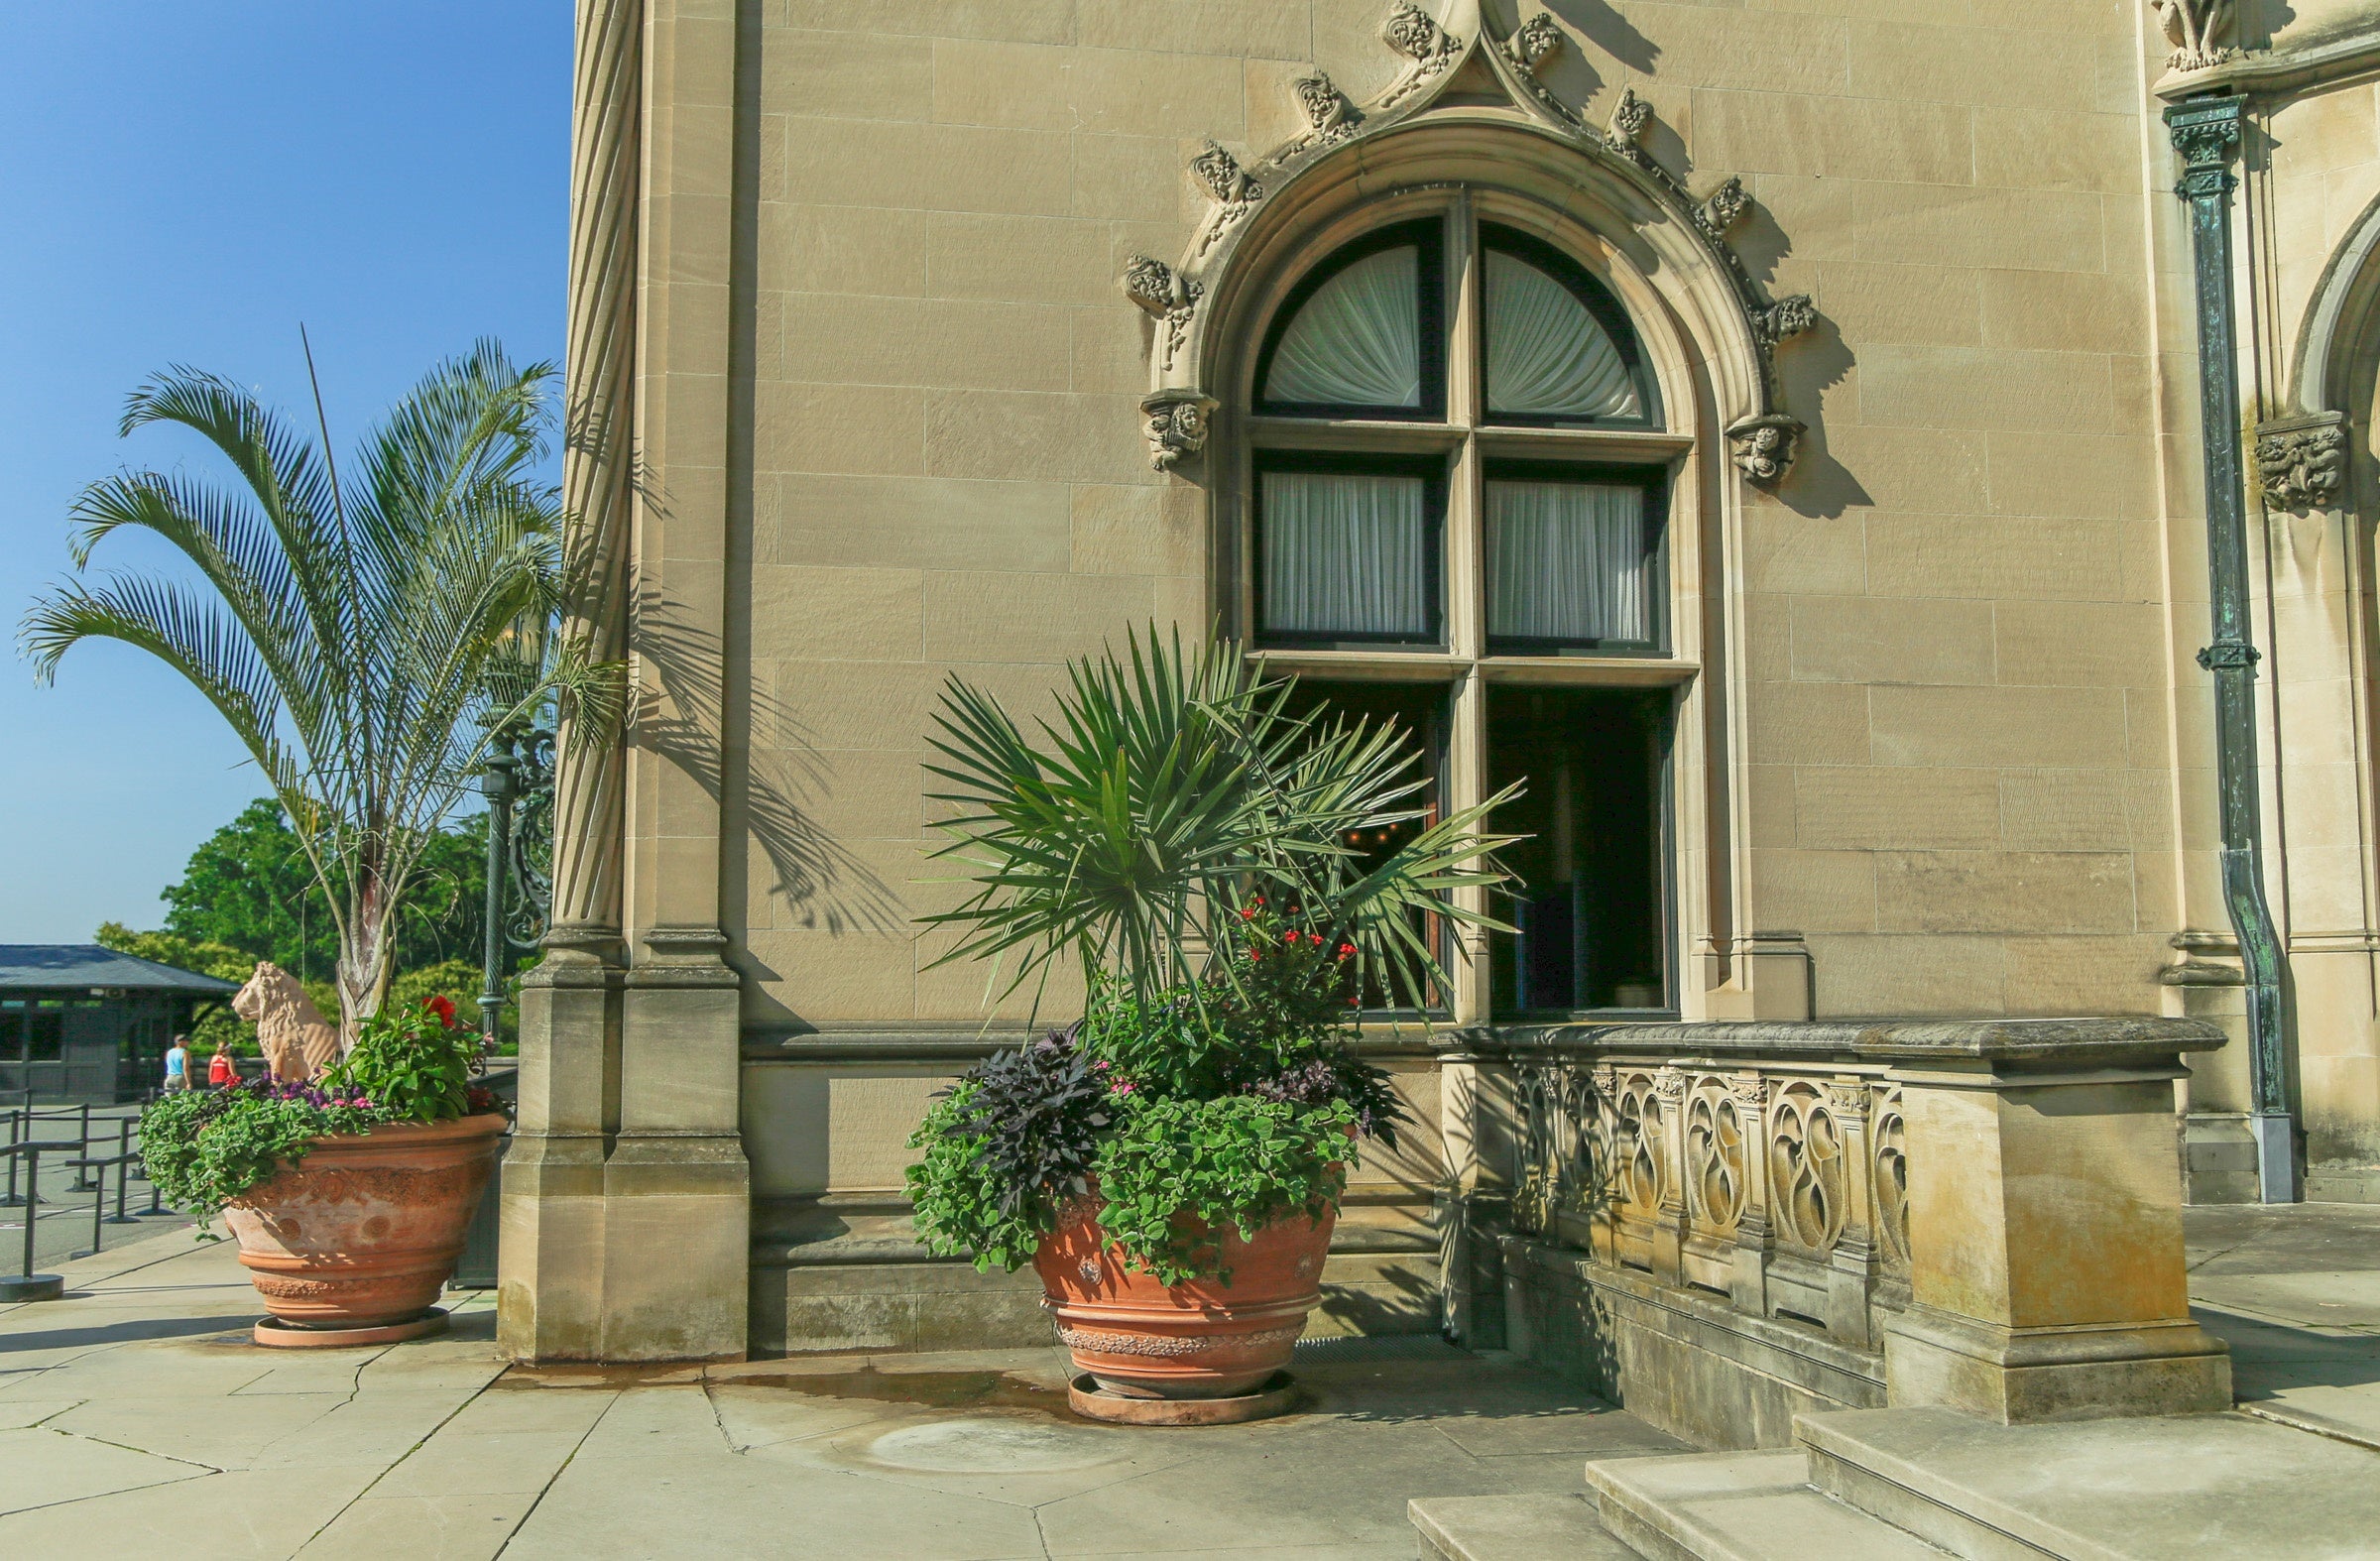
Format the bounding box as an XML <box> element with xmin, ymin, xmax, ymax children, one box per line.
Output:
<box><xmin>1473</xmin><ymin>1016</ymin><xmax>2225</xmax><ymax>1070</ymax></box>
<box><xmin>1409</xmin><ymin>1493</ymin><xmax>1637</xmax><ymax>1560</ymax></box>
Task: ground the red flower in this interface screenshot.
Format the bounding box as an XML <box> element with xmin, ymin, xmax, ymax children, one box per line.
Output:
<box><xmin>1283</xmin><ymin>930</ymin><xmax>1299</xmax><ymax>945</ymax></box>
<box><xmin>1240</xmin><ymin>906</ymin><xmax>1258</xmax><ymax>920</ymax></box>
<box><xmin>1307</xmin><ymin>932</ymin><xmax>1324</xmax><ymax>946</ymax></box>
<box><xmin>1337</xmin><ymin>943</ymin><xmax>1356</xmax><ymax>959</ymax></box>
<box><xmin>425</xmin><ymin>994</ymin><xmax>458</xmax><ymax>1028</ymax></box>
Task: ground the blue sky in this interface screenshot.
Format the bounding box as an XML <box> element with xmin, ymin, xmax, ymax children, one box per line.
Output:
<box><xmin>0</xmin><ymin>7</ymin><xmax>568</xmax><ymax>941</ymax></box>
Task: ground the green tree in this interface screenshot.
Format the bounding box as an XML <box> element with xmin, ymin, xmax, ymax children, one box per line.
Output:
<box><xmin>25</xmin><ymin>341</ymin><xmax>613</xmax><ymax>1039</ymax></box>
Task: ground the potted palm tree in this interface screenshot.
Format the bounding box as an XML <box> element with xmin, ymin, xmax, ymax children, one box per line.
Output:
<box><xmin>25</xmin><ymin>342</ymin><xmax>613</xmax><ymax>1343</ymax></box>
<box><xmin>906</xmin><ymin>631</ymin><xmax>1516</xmax><ymax>1421</ymax></box>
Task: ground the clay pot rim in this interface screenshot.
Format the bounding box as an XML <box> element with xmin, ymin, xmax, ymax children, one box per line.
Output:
<box><xmin>298</xmin><ymin>1111</ymin><xmax>509</xmax><ymax>1150</ymax></box>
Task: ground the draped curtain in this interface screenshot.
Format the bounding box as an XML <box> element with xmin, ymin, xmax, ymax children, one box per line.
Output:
<box><xmin>1263</xmin><ymin>247</ymin><xmax>1423</xmax><ymax>409</ymax></box>
<box><xmin>1486</xmin><ymin>480</ymin><xmax>1648</xmax><ymax>643</ymax></box>
<box><xmin>1484</xmin><ymin>250</ymin><xmax>1640</xmax><ymax>420</ymax></box>
<box><xmin>1261</xmin><ymin>471</ymin><xmax>1429</xmax><ymax>638</ymax></box>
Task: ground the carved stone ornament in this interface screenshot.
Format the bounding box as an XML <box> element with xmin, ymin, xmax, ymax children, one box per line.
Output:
<box><xmin>2152</xmin><ymin>0</ymin><xmax>2236</xmax><ymax>72</ymax></box>
<box><xmin>1653</xmin><ymin>1067</ymin><xmax>1689</xmax><ymax>1104</ymax></box>
<box><xmin>1824</xmin><ymin>1082</ymin><xmax>1869</xmax><ymax>1123</ymax></box>
<box><xmin>1504</xmin><ymin>12</ymin><xmax>1565</xmax><ymax>73</ymax></box>
<box><xmin>1191</xmin><ymin>141</ymin><xmax>1264</xmax><ymax>257</ymax></box>
<box><xmin>1606</xmin><ymin>87</ymin><xmax>1653</xmax><ymax>158</ymax></box>
<box><xmin>1290</xmin><ymin>71</ymin><xmax>1360</xmax><ymax>151</ymax></box>
<box><xmin>1382</xmin><ymin>1</ymin><xmax>1461</xmax><ymax>72</ymax></box>
<box><xmin>2255</xmin><ymin>411</ymin><xmax>2347</xmax><ymax>512</ymax></box>
<box><xmin>1121</xmin><ymin>254</ymin><xmax>1203</xmax><ymax>367</ymax></box>
<box><xmin>1698</xmin><ymin>176</ymin><xmax>1752</xmax><ymax>237</ymax></box>
<box><xmin>1728</xmin><ymin>1076</ymin><xmax>1771</xmax><ymax>1109</ymax></box>
<box><xmin>1754</xmin><ymin>295</ymin><xmax>1818</xmax><ymax>348</ymax></box>
<box><xmin>1727</xmin><ymin>415</ymin><xmax>1804</xmax><ymax>485</ymax></box>
<box><xmin>1141</xmin><ymin>390</ymin><xmax>1216</xmax><ymax>473</ymax></box>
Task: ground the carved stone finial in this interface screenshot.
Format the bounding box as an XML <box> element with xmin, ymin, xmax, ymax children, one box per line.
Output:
<box><xmin>2256</xmin><ymin>412</ymin><xmax>2347</xmax><ymax>512</ymax></box>
<box><xmin>1727</xmin><ymin>415</ymin><xmax>1803</xmax><ymax>485</ymax></box>
<box><xmin>1292</xmin><ymin>71</ymin><xmax>1360</xmax><ymax>148</ymax></box>
<box><xmin>1505</xmin><ymin>12</ymin><xmax>1565</xmax><ymax>73</ymax></box>
<box><xmin>1121</xmin><ymin>255</ymin><xmax>1204</xmax><ymax>368</ymax></box>
<box><xmin>1606</xmin><ymin>87</ymin><xmax>1652</xmax><ymax>156</ymax></box>
<box><xmin>1754</xmin><ymin>295</ymin><xmax>1818</xmax><ymax>348</ymax></box>
<box><xmin>2152</xmin><ymin>0</ymin><xmax>2236</xmax><ymax>71</ymax></box>
<box><xmin>1698</xmin><ymin>176</ymin><xmax>1752</xmax><ymax>236</ymax></box>
<box><xmin>1141</xmin><ymin>390</ymin><xmax>1216</xmax><ymax>473</ymax></box>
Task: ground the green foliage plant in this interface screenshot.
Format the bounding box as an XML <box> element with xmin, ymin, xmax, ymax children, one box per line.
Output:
<box><xmin>906</xmin><ymin>628</ymin><xmax>1521</xmax><ymax>1285</ymax></box>
<box><xmin>24</xmin><ymin>341</ymin><xmax>618</xmax><ymax>1040</ymax></box>
<box><xmin>141</xmin><ymin>995</ymin><xmax>503</xmax><ymax>1230</ymax></box>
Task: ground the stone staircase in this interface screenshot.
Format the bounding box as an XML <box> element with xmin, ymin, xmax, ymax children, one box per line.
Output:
<box><xmin>1412</xmin><ymin>1403</ymin><xmax>2380</xmax><ymax>1560</ymax></box>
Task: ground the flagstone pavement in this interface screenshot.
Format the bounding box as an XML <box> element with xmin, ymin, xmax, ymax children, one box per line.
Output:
<box><xmin>2</xmin><ymin>1201</ymin><xmax>2373</xmax><ymax>1560</ymax></box>
<box><xmin>0</xmin><ymin>1228</ymin><xmax>1689</xmax><ymax>1560</ymax></box>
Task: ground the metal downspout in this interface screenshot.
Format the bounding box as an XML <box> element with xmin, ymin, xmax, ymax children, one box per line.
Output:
<box><xmin>2165</xmin><ymin>94</ymin><xmax>2298</xmax><ymax>1203</ymax></box>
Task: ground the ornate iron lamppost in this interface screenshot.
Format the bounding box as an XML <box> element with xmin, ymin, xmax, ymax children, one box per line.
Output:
<box><xmin>477</xmin><ymin>633</ymin><xmax>556</xmax><ymax>1043</ymax></box>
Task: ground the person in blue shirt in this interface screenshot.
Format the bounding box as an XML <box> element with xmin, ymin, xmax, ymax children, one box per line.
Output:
<box><xmin>162</xmin><ymin>1035</ymin><xmax>190</xmax><ymax>1094</ymax></box>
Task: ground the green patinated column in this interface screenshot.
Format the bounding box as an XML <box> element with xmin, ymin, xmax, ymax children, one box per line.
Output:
<box><xmin>2164</xmin><ymin>94</ymin><xmax>2296</xmax><ymax>1204</ymax></box>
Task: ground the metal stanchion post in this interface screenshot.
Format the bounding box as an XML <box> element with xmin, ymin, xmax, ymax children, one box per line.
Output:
<box><xmin>1</xmin><ymin>1141</ymin><xmax>71</xmax><ymax>1301</ymax></box>
<box><xmin>105</xmin><ymin>1122</ymin><xmax>139</xmax><ymax>1226</ymax></box>
<box><xmin>69</xmin><ymin>1104</ymin><xmax>94</xmax><ymax>1192</ymax></box>
<box><xmin>1</xmin><ymin>1109</ymin><xmax>19</xmax><ymax>1209</ymax></box>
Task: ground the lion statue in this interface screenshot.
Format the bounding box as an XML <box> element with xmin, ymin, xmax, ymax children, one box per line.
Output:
<box><xmin>234</xmin><ymin>962</ymin><xmax>342</xmax><ymax>1083</ymax></box>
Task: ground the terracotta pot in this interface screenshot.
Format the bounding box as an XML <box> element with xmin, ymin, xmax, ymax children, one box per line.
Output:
<box><xmin>222</xmin><ymin>1114</ymin><xmax>505</xmax><ymax>1330</ymax></box>
<box><xmin>1034</xmin><ymin>1194</ymin><xmax>1337</xmax><ymax>1399</ymax></box>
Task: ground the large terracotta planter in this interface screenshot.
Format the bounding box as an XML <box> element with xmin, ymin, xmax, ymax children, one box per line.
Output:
<box><xmin>1034</xmin><ymin>1194</ymin><xmax>1337</xmax><ymax>1400</ymax></box>
<box><xmin>222</xmin><ymin>1113</ymin><xmax>505</xmax><ymax>1334</ymax></box>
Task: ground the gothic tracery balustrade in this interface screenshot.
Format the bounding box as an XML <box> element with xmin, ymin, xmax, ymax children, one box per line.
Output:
<box><xmin>1504</xmin><ymin>1035</ymin><xmax>1916</xmax><ymax>1351</ymax></box>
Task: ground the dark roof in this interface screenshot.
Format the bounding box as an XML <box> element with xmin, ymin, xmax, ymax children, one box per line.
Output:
<box><xmin>0</xmin><ymin>946</ymin><xmax>242</xmax><ymax>995</ymax></box>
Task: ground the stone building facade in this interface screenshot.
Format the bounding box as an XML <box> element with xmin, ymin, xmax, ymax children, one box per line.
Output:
<box><xmin>500</xmin><ymin>0</ymin><xmax>2380</xmax><ymax>1372</ymax></box>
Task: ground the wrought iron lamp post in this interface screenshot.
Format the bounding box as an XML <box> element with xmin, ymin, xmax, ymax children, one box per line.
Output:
<box><xmin>477</xmin><ymin>630</ymin><xmax>557</xmax><ymax>1045</ymax></box>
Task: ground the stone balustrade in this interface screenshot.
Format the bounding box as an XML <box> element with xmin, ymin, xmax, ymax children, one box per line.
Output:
<box><xmin>1449</xmin><ymin>1018</ymin><xmax>2234</xmax><ymax>1448</ymax></box>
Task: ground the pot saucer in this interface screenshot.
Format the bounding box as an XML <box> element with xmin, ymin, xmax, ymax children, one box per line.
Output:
<box><xmin>1067</xmin><ymin>1370</ymin><xmax>1300</xmax><ymax>1426</ymax></box>
<box><xmin>252</xmin><ymin>1306</ymin><xmax>448</xmax><ymax>1349</ymax></box>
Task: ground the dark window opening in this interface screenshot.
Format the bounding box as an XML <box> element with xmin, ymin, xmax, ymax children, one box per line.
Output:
<box><xmin>25</xmin><ymin>1013</ymin><xmax>62</xmax><ymax>1063</ymax></box>
<box><xmin>1276</xmin><ymin>677</ymin><xmax>1452</xmax><ymax>1013</ymax></box>
<box><xmin>1488</xmin><ymin>686</ymin><xmax>1669</xmax><ymax>1015</ymax></box>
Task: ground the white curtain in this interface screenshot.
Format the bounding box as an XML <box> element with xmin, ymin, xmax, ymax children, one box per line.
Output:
<box><xmin>1262</xmin><ymin>471</ymin><xmax>1429</xmax><ymax>637</ymax></box>
<box><xmin>1486</xmin><ymin>480</ymin><xmax>1648</xmax><ymax>643</ymax></box>
<box><xmin>1485</xmin><ymin>250</ymin><xmax>1640</xmax><ymax>420</ymax></box>
<box><xmin>1263</xmin><ymin>247</ymin><xmax>1423</xmax><ymax>409</ymax></box>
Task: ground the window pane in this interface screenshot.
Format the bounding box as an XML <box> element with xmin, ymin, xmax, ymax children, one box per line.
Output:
<box><xmin>1261</xmin><ymin>471</ymin><xmax>1431</xmax><ymax>639</ymax></box>
<box><xmin>26</xmin><ymin>1014</ymin><xmax>61</xmax><ymax>1063</ymax></box>
<box><xmin>1485</xmin><ymin>249</ymin><xmax>1641</xmax><ymax>420</ymax></box>
<box><xmin>1486</xmin><ymin>480</ymin><xmax>1649</xmax><ymax>644</ymax></box>
<box><xmin>1488</xmin><ymin>687</ymin><xmax>1667</xmax><ymax>1014</ymax></box>
<box><xmin>1263</xmin><ymin>247</ymin><xmax>1423</xmax><ymax>409</ymax></box>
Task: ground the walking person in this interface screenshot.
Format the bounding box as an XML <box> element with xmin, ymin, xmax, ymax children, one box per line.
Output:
<box><xmin>162</xmin><ymin>1034</ymin><xmax>190</xmax><ymax>1094</ymax></box>
<box><xmin>207</xmin><ymin>1041</ymin><xmax>236</xmax><ymax>1089</ymax></box>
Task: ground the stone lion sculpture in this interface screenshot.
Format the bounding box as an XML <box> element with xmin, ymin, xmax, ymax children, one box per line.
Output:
<box><xmin>234</xmin><ymin>962</ymin><xmax>342</xmax><ymax>1083</ymax></box>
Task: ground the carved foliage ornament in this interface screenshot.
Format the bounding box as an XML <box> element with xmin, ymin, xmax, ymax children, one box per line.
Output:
<box><xmin>1191</xmin><ymin>140</ymin><xmax>1265</xmax><ymax>257</ymax></box>
<box><xmin>1606</xmin><ymin>86</ymin><xmax>1653</xmax><ymax>158</ymax></box>
<box><xmin>2152</xmin><ymin>0</ymin><xmax>2236</xmax><ymax>72</ymax></box>
<box><xmin>1122</xmin><ymin>254</ymin><xmax>1202</xmax><ymax>367</ymax></box>
<box><xmin>1504</xmin><ymin>12</ymin><xmax>1565</xmax><ymax>73</ymax></box>
<box><xmin>1698</xmin><ymin>176</ymin><xmax>1751</xmax><ymax>238</ymax></box>
<box><xmin>1291</xmin><ymin>71</ymin><xmax>1360</xmax><ymax>150</ymax></box>
<box><xmin>2255</xmin><ymin>413</ymin><xmax>2347</xmax><ymax>512</ymax></box>
<box><xmin>1382</xmin><ymin>0</ymin><xmax>1461</xmax><ymax>72</ymax></box>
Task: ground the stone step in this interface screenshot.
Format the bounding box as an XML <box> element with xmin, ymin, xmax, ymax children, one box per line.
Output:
<box><xmin>1793</xmin><ymin>1405</ymin><xmax>2380</xmax><ymax>1560</ymax></box>
<box><xmin>1583</xmin><ymin>1449</ymin><xmax>1953</xmax><ymax>1561</ymax></box>
<box><xmin>1408</xmin><ymin>1493</ymin><xmax>1640</xmax><ymax>1560</ymax></box>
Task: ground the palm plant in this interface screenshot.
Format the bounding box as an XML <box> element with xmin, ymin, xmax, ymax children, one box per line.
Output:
<box><xmin>922</xmin><ymin>627</ymin><xmax>1521</xmax><ymax>1018</ymax></box>
<box><xmin>23</xmin><ymin>340</ymin><xmax>611</xmax><ymax>1042</ymax></box>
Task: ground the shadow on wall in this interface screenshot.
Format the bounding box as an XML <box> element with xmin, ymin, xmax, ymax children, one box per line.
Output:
<box><xmin>630</xmin><ymin>600</ymin><xmax>906</xmax><ymax>1034</ymax></box>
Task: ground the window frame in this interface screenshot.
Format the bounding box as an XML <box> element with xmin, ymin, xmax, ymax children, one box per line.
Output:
<box><xmin>1477</xmin><ymin>224</ymin><xmax>1664</xmax><ymax>430</ymax></box>
<box><xmin>1481</xmin><ymin>458</ymin><xmax>1671</xmax><ymax>658</ymax></box>
<box><xmin>1252</xmin><ymin>219</ymin><xmax>1448</xmax><ymax>422</ymax></box>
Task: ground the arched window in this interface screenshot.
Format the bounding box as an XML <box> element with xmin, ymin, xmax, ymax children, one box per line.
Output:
<box><xmin>1237</xmin><ymin>202</ymin><xmax>1681</xmax><ymax>1021</ymax></box>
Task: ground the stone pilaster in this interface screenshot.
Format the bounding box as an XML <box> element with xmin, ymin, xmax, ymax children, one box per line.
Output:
<box><xmin>499</xmin><ymin>0</ymin><xmax>641</xmax><ymax>1364</ymax></box>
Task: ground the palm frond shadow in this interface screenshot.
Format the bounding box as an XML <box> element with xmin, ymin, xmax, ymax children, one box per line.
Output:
<box><xmin>627</xmin><ymin>598</ymin><xmax>905</xmax><ymax>948</ymax></box>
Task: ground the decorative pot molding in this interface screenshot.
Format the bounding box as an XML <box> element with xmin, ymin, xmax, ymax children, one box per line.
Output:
<box><xmin>2254</xmin><ymin>411</ymin><xmax>2348</xmax><ymax>512</ymax></box>
<box><xmin>1134</xmin><ymin>0</ymin><xmax>1822</xmax><ymax>487</ymax></box>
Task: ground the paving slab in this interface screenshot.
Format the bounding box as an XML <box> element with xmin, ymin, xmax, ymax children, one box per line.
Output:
<box><xmin>0</xmin><ymin>1422</ymin><xmax>212</xmax><ymax>1514</ymax></box>
<box><xmin>296</xmin><ymin>1492</ymin><xmax>540</xmax><ymax>1560</ymax></box>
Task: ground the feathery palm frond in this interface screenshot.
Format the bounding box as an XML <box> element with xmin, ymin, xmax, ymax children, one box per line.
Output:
<box><xmin>22</xmin><ymin>340</ymin><xmax>601</xmax><ymax>1038</ymax></box>
<box><xmin>921</xmin><ymin>626</ymin><xmax>1521</xmax><ymax>1020</ymax></box>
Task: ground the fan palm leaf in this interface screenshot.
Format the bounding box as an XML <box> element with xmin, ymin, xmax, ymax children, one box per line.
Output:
<box><xmin>922</xmin><ymin>626</ymin><xmax>1520</xmax><ymax>1021</ymax></box>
